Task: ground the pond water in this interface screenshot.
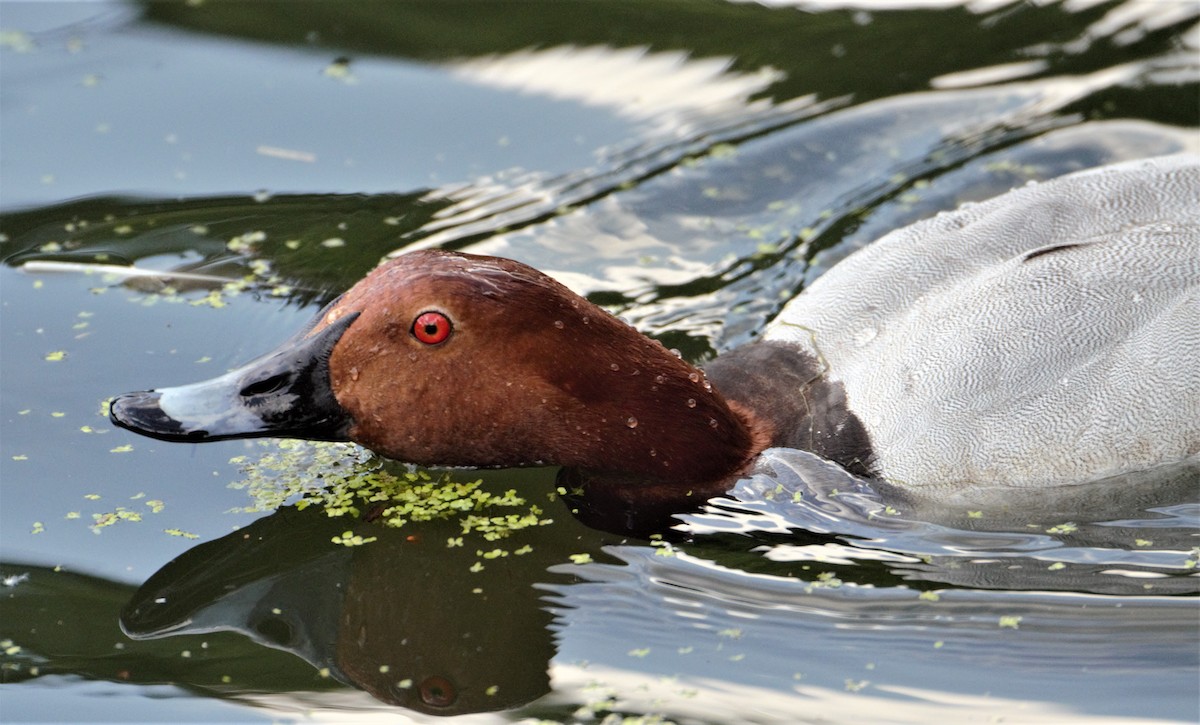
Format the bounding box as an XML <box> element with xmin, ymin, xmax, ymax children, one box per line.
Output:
<box><xmin>1</xmin><ymin>1</ymin><xmax>1198</xmax><ymax>723</ymax></box>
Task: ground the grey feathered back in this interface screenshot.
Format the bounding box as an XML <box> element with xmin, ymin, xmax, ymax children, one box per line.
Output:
<box><xmin>765</xmin><ymin>154</ymin><xmax>1200</xmax><ymax>489</ymax></box>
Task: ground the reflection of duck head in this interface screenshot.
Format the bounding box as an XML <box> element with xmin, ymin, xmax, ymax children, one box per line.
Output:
<box><xmin>111</xmin><ymin>155</ymin><xmax>1199</xmax><ymax>509</ymax></box>
<box><xmin>120</xmin><ymin>505</ymin><xmax>561</xmax><ymax>715</ymax></box>
<box><xmin>333</xmin><ymin>522</ymin><xmax>557</xmax><ymax>713</ymax></box>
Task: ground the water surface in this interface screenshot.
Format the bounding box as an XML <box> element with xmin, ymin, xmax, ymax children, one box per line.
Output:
<box><xmin>1</xmin><ymin>1</ymin><xmax>1197</xmax><ymax>723</ymax></box>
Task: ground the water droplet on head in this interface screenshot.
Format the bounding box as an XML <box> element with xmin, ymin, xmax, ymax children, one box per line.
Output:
<box><xmin>655</xmin><ymin>375</ymin><xmax>666</xmax><ymax>384</ymax></box>
<box><xmin>686</xmin><ymin>398</ymin><xmax>696</xmax><ymax>408</ymax></box>
<box><xmin>688</xmin><ymin>372</ymin><xmax>700</xmax><ymax>383</ymax></box>
<box><xmin>349</xmin><ymin>366</ymin><xmax>360</xmax><ymax>381</ymax></box>
<box><xmin>610</xmin><ymin>363</ymin><xmax>620</xmax><ymax>372</ymax></box>
<box><xmin>554</xmin><ymin>320</ymin><xmax>564</xmax><ymax>329</ymax></box>
<box><xmin>670</xmin><ymin>349</ymin><xmax>682</xmax><ymax>359</ymax></box>
<box><xmin>709</xmin><ymin>418</ymin><xmax>718</xmax><ymax>429</ymax></box>
<box><xmin>626</xmin><ymin>417</ymin><xmax>638</xmax><ymax>428</ymax></box>
<box><xmin>649</xmin><ymin>448</ymin><xmax>657</xmax><ymax>457</ymax></box>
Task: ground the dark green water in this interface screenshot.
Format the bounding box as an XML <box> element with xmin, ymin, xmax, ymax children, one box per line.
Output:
<box><xmin>1</xmin><ymin>2</ymin><xmax>1197</xmax><ymax>722</ymax></box>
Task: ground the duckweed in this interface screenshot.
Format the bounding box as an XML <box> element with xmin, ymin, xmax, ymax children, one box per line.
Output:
<box><xmin>1046</xmin><ymin>522</ymin><xmax>1078</xmax><ymax>535</ymax></box>
<box><xmin>805</xmin><ymin>571</ymin><xmax>843</xmax><ymax>592</ymax></box>
<box><xmin>229</xmin><ymin>440</ymin><xmax>552</xmax><ymax>541</ymax></box>
<box><xmin>651</xmin><ymin>541</ymin><xmax>676</xmax><ymax>558</ymax></box>
<box><xmin>91</xmin><ymin>507</ymin><xmax>142</xmax><ymax>532</ymax></box>
<box><xmin>0</xmin><ymin>29</ymin><xmax>35</xmax><ymax>52</ymax></box>
<box><xmin>331</xmin><ymin>531</ymin><xmax>377</xmax><ymax>547</ymax></box>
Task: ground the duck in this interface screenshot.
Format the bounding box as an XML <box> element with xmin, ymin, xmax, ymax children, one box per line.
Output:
<box><xmin>110</xmin><ymin>154</ymin><xmax>1200</xmax><ymax>510</ymax></box>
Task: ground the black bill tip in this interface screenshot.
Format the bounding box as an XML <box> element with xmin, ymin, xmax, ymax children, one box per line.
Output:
<box><xmin>109</xmin><ymin>390</ymin><xmax>204</xmax><ymax>441</ymax></box>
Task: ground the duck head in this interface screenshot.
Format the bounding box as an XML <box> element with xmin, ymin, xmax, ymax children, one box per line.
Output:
<box><xmin>111</xmin><ymin>250</ymin><xmax>768</xmax><ymax>495</ymax></box>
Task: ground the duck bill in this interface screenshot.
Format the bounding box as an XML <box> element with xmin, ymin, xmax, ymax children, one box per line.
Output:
<box><xmin>110</xmin><ymin>312</ymin><xmax>359</xmax><ymax>444</ymax></box>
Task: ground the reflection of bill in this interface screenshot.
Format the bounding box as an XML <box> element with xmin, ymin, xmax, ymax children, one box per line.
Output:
<box><xmin>121</xmin><ymin>504</ymin><xmax>579</xmax><ymax>715</ymax></box>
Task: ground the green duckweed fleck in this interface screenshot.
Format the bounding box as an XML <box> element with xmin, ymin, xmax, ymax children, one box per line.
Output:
<box><xmin>227</xmin><ymin>440</ymin><xmax>550</xmax><ymax>542</ymax></box>
<box><xmin>1046</xmin><ymin>522</ymin><xmax>1078</xmax><ymax>535</ymax></box>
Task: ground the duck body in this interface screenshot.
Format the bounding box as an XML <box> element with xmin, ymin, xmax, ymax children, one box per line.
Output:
<box><xmin>111</xmin><ymin>154</ymin><xmax>1200</xmax><ymax>501</ymax></box>
<box><xmin>764</xmin><ymin>153</ymin><xmax>1200</xmax><ymax>490</ymax></box>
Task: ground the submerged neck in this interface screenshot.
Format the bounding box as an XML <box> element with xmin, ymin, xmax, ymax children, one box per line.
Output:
<box><xmin>534</xmin><ymin>326</ymin><xmax>783</xmax><ymax>537</ymax></box>
<box><xmin>555</xmin><ymin>356</ymin><xmax>767</xmax><ymax>535</ymax></box>
<box><xmin>703</xmin><ymin>340</ymin><xmax>874</xmax><ymax>477</ymax></box>
<box><xmin>562</xmin><ymin>339</ymin><xmax>874</xmax><ymax>532</ymax></box>
<box><xmin>545</xmin><ymin>328</ymin><xmax>769</xmax><ymax>491</ymax></box>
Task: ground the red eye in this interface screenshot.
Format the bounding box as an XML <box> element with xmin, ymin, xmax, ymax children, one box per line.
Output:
<box><xmin>412</xmin><ymin>311</ymin><xmax>451</xmax><ymax>345</ymax></box>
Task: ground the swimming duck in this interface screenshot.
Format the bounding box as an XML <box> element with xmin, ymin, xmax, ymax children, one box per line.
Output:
<box><xmin>110</xmin><ymin>154</ymin><xmax>1200</xmax><ymax>505</ymax></box>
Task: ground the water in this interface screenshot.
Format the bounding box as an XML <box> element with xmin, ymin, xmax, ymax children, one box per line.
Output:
<box><xmin>1</xmin><ymin>1</ymin><xmax>1197</xmax><ymax>722</ymax></box>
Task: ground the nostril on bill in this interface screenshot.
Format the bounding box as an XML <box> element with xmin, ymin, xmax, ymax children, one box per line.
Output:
<box><xmin>239</xmin><ymin>373</ymin><xmax>290</xmax><ymax>397</ymax></box>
